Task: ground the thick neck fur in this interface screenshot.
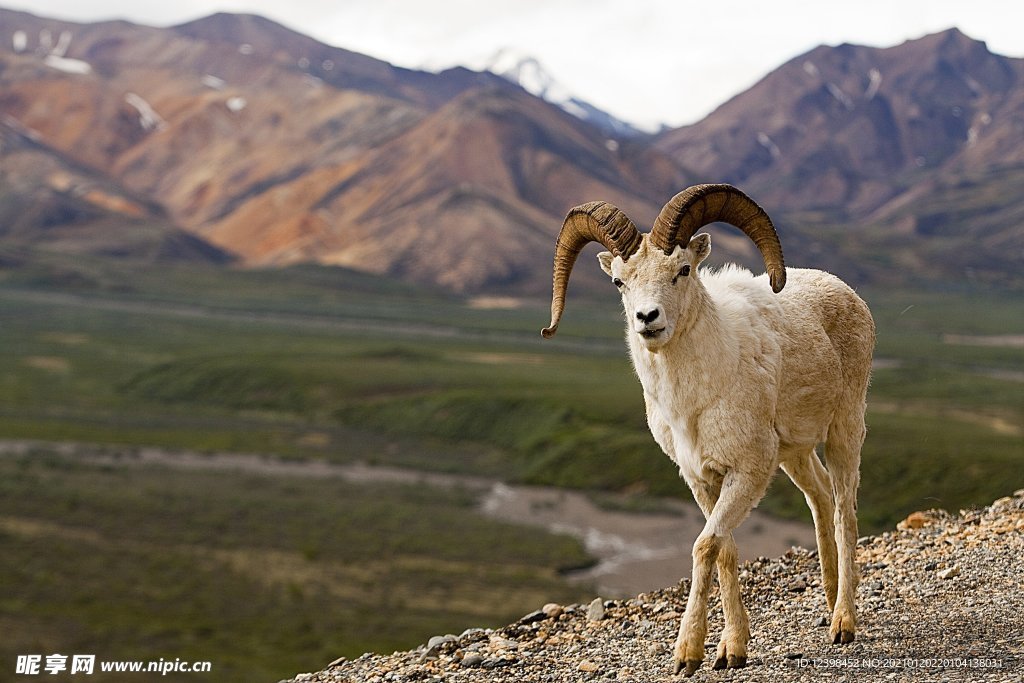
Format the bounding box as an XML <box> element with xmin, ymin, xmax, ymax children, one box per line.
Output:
<box><xmin>627</xmin><ymin>278</ymin><xmax>740</xmax><ymax>417</ymax></box>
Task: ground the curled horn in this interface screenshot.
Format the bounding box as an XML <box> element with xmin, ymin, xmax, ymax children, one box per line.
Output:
<box><xmin>541</xmin><ymin>202</ymin><xmax>642</xmax><ymax>338</ymax></box>
<box><xmin>650</xmin><ymin>184</ymin><xmax>786</xmax><ymax>293</ymax></box>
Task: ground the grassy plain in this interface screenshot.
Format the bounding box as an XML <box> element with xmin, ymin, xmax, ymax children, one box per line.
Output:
<box><xmin>0</xmin><ymin>252</ymin><xmax>1021</xmax><ymax>680</ymax></box>
<box><xmin>0</xmin><ymin>450</ymin><xmax>590</xmax><ymax>681</ymax></box>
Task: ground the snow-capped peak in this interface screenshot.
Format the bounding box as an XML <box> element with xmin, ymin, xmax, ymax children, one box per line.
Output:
<box><xmin>481</xmin><ymin>48</ymin><xmax>645</xmax><ymax>138</ymax></box>
<box><xmin>484</xmin><ymin>48</ymin><xmax>573</xmax><ymax>103</ymax></box>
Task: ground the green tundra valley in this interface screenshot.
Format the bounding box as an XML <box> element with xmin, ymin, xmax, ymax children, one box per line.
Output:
<box><xmin>0</xmin><ymin>253</ymin><xmax>1020</xmax><ymax>681</ymax></box>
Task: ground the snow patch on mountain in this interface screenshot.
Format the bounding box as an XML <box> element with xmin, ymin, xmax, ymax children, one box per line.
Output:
<box><xmin>865</xmin><ymin>68</ymin><xmax>883</xmax><ymax>100</ymax></box>
<box><xmin>826</xmin><ymin>82</ymin><xmax>854</xmax><ymax>110</ymax></box>
<box><xmin>52</xmin><ymin>30</ymin><xmax>72</xmax><ymax>58</ymax></box>
<box><xmin>16</xmin><ymin>27</ymin><xmax>91</xmax><ymax>75</ymax></box>
<box><xmin>125</xmin><ymin>93</ymin><xmax>167</xmax><ymax>132</ymax></box>
<box><xmin>43</xmin><ymin>55</ymin><xmax>92</xmax><ymax>75</ymax></box>
<box><xmin>201</xmin><ymin>74</ymin><xmax>226</xmax><ymax>90</ymax></box>
<box><xmin>757</xmin><ymin>131</ymin><xmax>782</xmax><ymax>160</ymax></box>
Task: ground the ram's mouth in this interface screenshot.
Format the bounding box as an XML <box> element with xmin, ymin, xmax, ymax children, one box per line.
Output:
<box><xmin>640</xmin><ymin>328</ymin><xmax>665</xmax><ymax>339</ymax></box>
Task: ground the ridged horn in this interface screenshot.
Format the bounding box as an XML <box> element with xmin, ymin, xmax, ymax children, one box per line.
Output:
<box><xmin>650</xmin><ymin>184</ymin><xmax>786</xmax><ymax>293</ymax></box>
<box><xmin>542</xmin><ymin>201</ymin><xmax>642</xmax><ymax>338</ymax></box>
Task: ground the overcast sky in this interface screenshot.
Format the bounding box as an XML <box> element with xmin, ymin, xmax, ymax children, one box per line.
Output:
<box><xmin>6</xmin><ymin>0</ymin><xmax>1023</xmax><ymax>130</ymax></box>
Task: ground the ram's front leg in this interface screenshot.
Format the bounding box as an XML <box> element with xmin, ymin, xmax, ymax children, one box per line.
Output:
<box><xmin>673</xmin><ymin>467</ymin><xmax>769</xmax><ymax>677</ymax></box>
<box><xmin>712</xmin><ymin>534</ymin><xmax>749</xmax><ymax>669</ymax></box>
<box><xmin>673</xmin><ymin>532</ymin><xmax>721</xmax><ymax>676</ymax></box>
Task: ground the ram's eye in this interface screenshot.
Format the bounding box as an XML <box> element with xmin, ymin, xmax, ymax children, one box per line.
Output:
<box><xmin>672</xmin><ymin>265</ymin><xmax>691</xmax><ymax>284</ymax></box>
<box><xmin>612</xmin><ymin>277</ymin><xmax>624</xmax><ymax>288</ymax></box>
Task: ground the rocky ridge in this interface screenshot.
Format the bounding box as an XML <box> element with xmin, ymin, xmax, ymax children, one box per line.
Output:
<box><xmin>283</xmin><ymin>491</ymin><xmax>1024</xmax><ymax>682</ymax></box>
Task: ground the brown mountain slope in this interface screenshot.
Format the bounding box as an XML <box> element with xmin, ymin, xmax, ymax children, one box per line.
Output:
<box><xmin>657</xmin><ymin>29</ymin><xmax>1024</xmax><ymax>216</ymax></box>
<box><xmin>656</xmin><ymin>28</ymin><xmax>1024</xmax><ymax>288</ymax></box>
<box><xmin>0</xmin><ymin>115</ymin><xmax>230</xmax><ymax>264</ymax></box>
<box><xmin>204</xmin><ymin>86</ymin><xmax>695</xmax><ymax>293</ymax></box>
<box><xmin>0</xmin><ymin>8</ymin><xmax>430</xmax><ymax>226</ymax></box>
<box><xmin>171</xmin><ymin>12</ymin><xmax>508</xmax><ymax>109</ymax></box>
<box><xmin>0</xmin><ymin>8</ymin><xmax>695</xmax><ymax>293</ymax></box>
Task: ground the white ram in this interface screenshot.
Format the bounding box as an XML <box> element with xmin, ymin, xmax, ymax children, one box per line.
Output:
<box><xmin>541</xmin><ymin>184</ymin><xmax>875</xmax><ymax>676</ymax></box>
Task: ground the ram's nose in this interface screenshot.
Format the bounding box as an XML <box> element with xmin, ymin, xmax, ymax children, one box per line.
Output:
<box><xmin>635</xmin><ymin>307</ymin><xmax>661</xmax><ymax>325</ymax></box>
<box><xmin>633</xmin><ymin>306</ymin><xmax>666</xmax><ymax>339</ymax></box>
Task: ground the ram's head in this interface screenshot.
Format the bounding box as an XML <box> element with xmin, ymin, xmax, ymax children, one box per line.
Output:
<box><xmin>541</xmin><ymin>184</ymin><xmax>786</xmax><ymax>351</ymax></box>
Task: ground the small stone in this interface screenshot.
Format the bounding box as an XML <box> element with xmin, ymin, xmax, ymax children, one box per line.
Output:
<box><xmin>938</xmin><ymin>566</ymin><xmax>960</xmax><ymax>579</ymax></box>
<box><xmin>326</xmin><ymin>656</ymin><xmax>347</xmax><ymax>668</ymax></box>
<box><xmin>542</xmin><ymin>602</ymin><xmax>564</xmax><ymax>619</ymax></box>
<box><xmin>420</xmin><ymin>634</ymin><xmax>456</xmax><ymax>662</ymax></box>
<box><xmin>924</xmin><ymin>561</ymin><xmax>938</xmax><ymax>571</ymax></box>
<box><xmin>788</xmin><ymin>579</ymin><xmax>807</xmax><ymax>592</ymax></box>
<box><xmin>458</xmin><ymin>628</ymin><xmax>486</xmax><ymax>645</ymax></box>
<box><xmin>461</xmin><ymin>652</ymin><xmax>484</xmax><ymax>668</ymax></box>
<box><xmin>903</xmin><ymin>511</ymin><xmax>929</xmax><ymax>529</ymax></box>
<box><xmin>519</xmin><ymin>609</ymin><xmax>546</xmax><ymax>624</ymax></box>
<box><xmin>587</xmin><ymin>597</ymin><xmax>606</xmax><ymax>621</ymax></box>
<box><xmin>427</xmin><ymin>635</ymin><xmax>455</xmax><ymax>649</ymax></box>
<box><xmin>784</xmin><ymin>652</ymin><xmax>804</xmax><ymax>660</ymax></box>
<box><xmin>490</xmin><ymin>636</ymin><xmax>519</xmax><ymax>651</ymax></box>
<box><xmin>815</xmin><ymin>616</ymin><xmax>829</xmax><ymax>627</ymax></box>
<box><xmin>579</xmin><ymin>660</ymin><xmax>600</xmax><ymax>673</ymax></box>
<box><xmin>647</xmin><ymin>642</ymin><xmax>667</xmax><ymax>657</ymax></box>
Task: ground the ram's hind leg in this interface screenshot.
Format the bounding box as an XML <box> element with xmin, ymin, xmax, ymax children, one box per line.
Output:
<box><xmin>674</xmin><ymin>469</ymin><xmax>767</xmax><ymax>677</ymax></box>
<box><xmin>781</xmin><ymin>448</ymin><xmax>838</xmax><ymax>612</ymax></box>
<box><xmin>825</xmin><ymin>413</ymin><xmax>865</xmax><ymax>645</ymax></box>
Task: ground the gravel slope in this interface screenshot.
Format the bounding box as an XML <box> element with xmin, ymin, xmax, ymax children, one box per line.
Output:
<box><xmin>283</xmin><ymin>490</ymin><xmax>1024</xmax><ymax>683</ymax></box>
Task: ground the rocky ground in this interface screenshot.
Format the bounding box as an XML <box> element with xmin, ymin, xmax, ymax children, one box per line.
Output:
<box><xmin>282</xmin><ymin>490</ymin><xmax>1024</xmax><ymax>683</ymax></box>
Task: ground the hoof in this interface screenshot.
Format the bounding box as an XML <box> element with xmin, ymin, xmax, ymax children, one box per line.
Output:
<box><xmin>712</xmin><ymin>654</ymin><xmax>746</xmax><ymax>670</ymax></box>
<box><xmin>829</xmin><ymin>610</ymin><xmax>856</xmax><ymax>644</ymax></box>
<box><xmin>673</xmin><ymin>658</ymin><xmax>702</xmax><ymax>677</ymax></box>
<box><xmin>832</xmin><ymin>629</ymin><xmax>855</xmax><ymax>645</ymax></box>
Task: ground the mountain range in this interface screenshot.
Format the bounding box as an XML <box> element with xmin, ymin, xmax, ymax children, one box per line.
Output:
<box><xmin>1</xmin><ymin>7</ymin><xmax>1021</xmax><ymax>293</ymax></box>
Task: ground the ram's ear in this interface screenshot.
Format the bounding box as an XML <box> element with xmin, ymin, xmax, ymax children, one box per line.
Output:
<box><xmin>597</xmin><ymin>251</ymin><xmax>614</xmax><ymax>276</ymax></box>
<box><xmin>688</xmin><ymin>233</ymin><xmax>711</xmax><ymax>264</ymax></box>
